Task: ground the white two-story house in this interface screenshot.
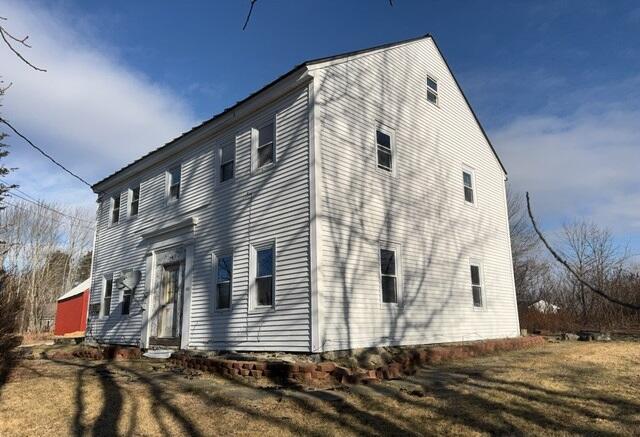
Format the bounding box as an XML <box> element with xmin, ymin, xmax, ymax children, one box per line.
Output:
<box><xmin>88</xmin><ymin>34</ymin><xmax>520</xmax><ymax>353</ymax></box>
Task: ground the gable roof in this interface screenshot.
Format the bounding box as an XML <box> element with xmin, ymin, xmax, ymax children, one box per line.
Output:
<box><xmin>93</xmin><ymin>34</ymin><xmax>505</xmax><ymax>191</ymax></box>
<box><xmin>58</xmin><ymin>277</ymin><xmax>91</xmax><ymax>301</ymax></box>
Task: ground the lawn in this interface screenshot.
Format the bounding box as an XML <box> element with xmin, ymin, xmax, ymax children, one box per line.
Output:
<box><xmin>0</xmin><ymin>341</ymin><xmax>638</xmax><ymax>436</ymax></box>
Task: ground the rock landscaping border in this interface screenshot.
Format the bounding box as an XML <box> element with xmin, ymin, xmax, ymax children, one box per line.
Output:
<box><xmin>169</xmin><ymin>336</ymin><xmax>545</xmax><ymax>387</ymax></box>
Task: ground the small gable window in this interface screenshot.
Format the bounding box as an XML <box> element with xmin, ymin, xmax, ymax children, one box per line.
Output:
<box><xmin>427</xmin><ymin>75</ymin><xmax>438</xmax><ymax>105</ymax></box>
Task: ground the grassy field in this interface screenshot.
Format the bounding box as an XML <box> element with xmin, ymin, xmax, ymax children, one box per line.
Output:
<box><xmin>0</xmin><ymin>341</ymin><xmax>638</xmax><ymax>436</ymax></box>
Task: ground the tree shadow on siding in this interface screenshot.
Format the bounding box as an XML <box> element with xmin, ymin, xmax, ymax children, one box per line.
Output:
<box><xmin>314</xmin><ymin>44</ymin><xmax>510</xmax><ymax>352</ymax></box>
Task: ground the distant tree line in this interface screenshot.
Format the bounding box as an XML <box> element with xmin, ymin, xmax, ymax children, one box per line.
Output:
<box><xmin>1</xmin><ymin>200</ymin><xmax>93</xmax><ymax>332</ymax></box>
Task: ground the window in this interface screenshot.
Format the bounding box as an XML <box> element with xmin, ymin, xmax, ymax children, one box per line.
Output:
<box><xmin>463</xmin><ymin>170</ymin><xmax>475</xmax><ymax>204</ymax></box>
<box><xmin>220</xmin><ymin>144</ymin><xmax>234</xmax><ymax>182</ymax></box>
<box><xmin>257</xmin><ymin>123</ymin><xmax>275</xmax><ymax>168</ymax></box>
<box><xmin>101</xmin><ymin>277</ymin><xmax>113</xmax><ymax>317</ymax></box>
<box><xmin>255</xmin><ymin>245</ymin><xmax>274</xmax><ymax>307</ymax></box>
<box><xmin>129</xmin><ymin>186</ymin><xmax>140</xmax><ymax>217</ymax></box>
<box><xmin>121</xmin><ymin>282</ymin><xmax>132</xmax><ymax>315</ymax></box>
<box><xmin>111</xmin><ymin>195</ymin><xmax>121</xmax><ymax>224</ymax></box>
<box><xmin>427</xmin><ymin>75</ymin><xmax>438</xmax><ymax>105</ymax></box>
<box><xmin>470</xmin><ymin>263</ymin><xmax>483</xmax><ymax>307</ymax></box>
<box><xmin>376</xmin><ymin>129</ymin><xmax>393</xmax><ymax>172</ymax></box>
<box><xmin>380</xmin><ymin>248</ymin><xmax>398</xmax><ymax>303</ymax></box>
<box><xmin>168</xmin><ymin>166</ymin><xmax>181</xmax><ymax>200</ymax></box>
<box><xmin>215</xmin><ymin>254</ymin><xmax>233</xmax><ymax>310</ymax></box>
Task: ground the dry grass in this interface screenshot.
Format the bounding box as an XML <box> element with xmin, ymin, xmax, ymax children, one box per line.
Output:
<box><xmin>0</xmin><ymin>341</ymin><xmax>639</xmax><ymax>436</ymax></box>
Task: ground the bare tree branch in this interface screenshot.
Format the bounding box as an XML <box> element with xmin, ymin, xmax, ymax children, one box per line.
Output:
<box><xmin>0</xmin><ymin>19</ymin><xmax>46</xmax><ymax>72</ymax></box>
<box><xmin>389</xmin><ymin>0</ymin><xmax>394</xmax><ymax>6</ymax></box>
<box><xmin>526</xmin><ymin>191</ymin><xmax>640</xmax><ymax>311</ymax></box>
<box><xmin>242</xmin><ymin>0</ymin><xmax>258</xmax><ymax>31</ymax></box>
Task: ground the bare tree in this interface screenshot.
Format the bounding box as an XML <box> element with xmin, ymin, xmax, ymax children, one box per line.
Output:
<box><xmin>526</xmin><ymin>192</ymin><xmax>640</xmax><ymax>313</ymax></box>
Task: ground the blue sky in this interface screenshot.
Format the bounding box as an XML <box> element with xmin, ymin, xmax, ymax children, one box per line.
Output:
<box><xmin>1</xmin><ymin>0</ymin><xmax>639</xmax><ymax>254</ymax></box>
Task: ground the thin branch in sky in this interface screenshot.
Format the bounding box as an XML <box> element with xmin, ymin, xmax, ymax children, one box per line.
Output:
<box><xmin>242</xmin><ymin>0</ymin><xmax>258</xmax><ymax>31</ymax></box>
<box><xmin>0</xmin><ymin>117</ymin><xmax>93</xmax><ymax>189</ymax></box>
<box><xmin>0</xmin><ymin>17</ymin><xmax>46</xmax><ymax>72</ymax></box>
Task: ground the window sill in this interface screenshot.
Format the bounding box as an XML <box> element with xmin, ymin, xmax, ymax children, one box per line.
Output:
<box><xmin>250</xmin><ymin>305</ymin><xmax>276</xmax><ymax>314</ymax></box>
<box><xmin>253</xmin><ymin>162</ymin><xmax>276</xmax><ymax>176</ymax></box>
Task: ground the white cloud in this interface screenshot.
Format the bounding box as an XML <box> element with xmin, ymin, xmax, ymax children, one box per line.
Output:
<box><xmin>0</xmin><ymin>0</ymin><xmax>198</xmax><ymax>206</ymax></box>
<box><xmin>492</xmin><ymin>107</ymin><xmax>640</xmax><ymax>235</ymax></box>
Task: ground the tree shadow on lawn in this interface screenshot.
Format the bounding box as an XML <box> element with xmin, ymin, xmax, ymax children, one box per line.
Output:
<box><xmin>49</xmin><ymin>350</ymin><xmax>639</xmax><ymax>436</ymax></box>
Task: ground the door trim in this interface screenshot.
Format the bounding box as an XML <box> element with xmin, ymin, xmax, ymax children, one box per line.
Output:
<box><xmin>140</xmin><ymin>242</ymin><xmax>194</xmax><ymax>350</ymax></box>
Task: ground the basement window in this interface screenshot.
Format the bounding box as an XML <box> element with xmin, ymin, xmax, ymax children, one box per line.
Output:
<box><xmin>380</xmin><ymin>247</ymin><xmax>398</xmax><ymax>304</ymax></box>
<box><xmin>215</xmin><ymin>254</ymin><xmax>233</xmax><ymax>310</ymax></box>
<box><xmin>101</xmin><ymin>276</ymin><xmax>113</xmax><ymax>317</ymax></box>
<box><xmin>470</xmin><ymin>263</ymin><xmax>483</xmax><ymax>308</ymax></box>
<box><xmin>427</xmin><ymin>75</ymin><xmax>438</xmax><ymax>105</ymax></box>
<box><xmin>111</xmin><ymin>195</ymin><xmax>121</xmax><ymax>224</ymax></box>
<box><xmin>168</xmin><ymin>166</ymin><xmax>181</xmax><ymax>201</ymax></box>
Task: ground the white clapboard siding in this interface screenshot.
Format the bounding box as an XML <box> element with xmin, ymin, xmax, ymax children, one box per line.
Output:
<box><xmin>88</xmin><ymin>85</ymin><xmax>311</xmax><ymax>351</ymax></box>
<box><xmin>312</xmin><ymin>37</ymin><xmax>519</xmax><ymax>351</ymax></box>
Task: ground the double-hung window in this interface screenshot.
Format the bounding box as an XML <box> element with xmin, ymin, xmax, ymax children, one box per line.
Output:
<box><xmin>121</xmin><ymin>280</ymin><xmax>132</xmax><ymax>315</ymax></box>
<box><xmin>255</xmin><ymin>245</ymin><xmax>274</xmax><ymax>307</ymax></box>
<box><xmin>376</xmin><ymin>129</ymin><xmax>393</xmax><ymax>172</ymax></box>
<box><xmin>463</xmin><ymin>170</ymin><xmax>475</xmax><ymax>204</ymax></box>
<box><xmin>111</xmin><ymin>195</ymin><xmax>121</xmax><ymax>224</ymax></box>
<box><xmin>101</xmin><ymin>277</ymin><xmax>113</xmax><ymax>317</ymax></box>
<box><xmin>257</xmin><ymin>123</ymin><xmax>275</xmax><ymax>169</ymax></box>
<box><xmin>427</xmin><ymin>75</ymin><xmax>438</xmax><ymax>105</ymax></box>
<box><xmin>380</xmin><ymin>247</ymin><xmax>398</xmax><ymax>304</ymax></box>
<box><xmin>168</xmin><ymin>166</ymin><xmax>181</xmax><ymax>201</ymax></box>
<box><xmin>215</xmin><ymin>254</ymin><xmax>233</xmax><ymax>310</ymax></box>
<box><xmin>470</xmin><ymin>263</ymin><xmax>484</xmax><ymax>307</ymax></box>
<box><xmin>220</xmin><ymin>144</ymin><xmax>234</xmax><ymax>183</ymax></box>
<box><xmin>129</xmin><ymin>186</ymin><xmax>140</xmax><ymax>217</ymax></box>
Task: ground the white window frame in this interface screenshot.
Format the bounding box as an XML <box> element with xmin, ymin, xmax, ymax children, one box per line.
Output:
<box><xmin>249</xmin><ymin>239</ymin><xmax>276</xmax><ymax>311</ymax></box>
<box><xmin>218</xmin><ymin>142</ymin><xmax>235</xmax><ymax>185</ymax></box>
<box><xmin>462</xmin><ymin>166</ymin><xmax>477</xmax><ymax>207</ymax></box>
<box><xmin>211</xmin><ymin>251</ymin><xmax>233</xmax><ymax>311</ymax></box>
<box><xmin>251</xmin><ymin>119</ymin><xmax>276</xmax><ymax>174</ymax></box>
<box><xmin>100</xmin><ymin>274</ymin><xmax>114</xmax><ymax>318</ymax></box>
<box><xmin>119</xmin><ymin>271</ymin><xmax>133</xmax><ymax>316</ymax></box>
<box><xmin>110</xmin><ymin>194</ymin><xmax>121</xmax><ymax>225</ymax></box>
<box><xmin>427</xmin><ymin>74</ymin><xmax>439</xmax><ymax>106</ymax></box>
<box><xmin>127</xmin><ymin>185</ymin><xmax>141</xmax><ymax>219</ymax></box>
<box><xmin>469</xmin><ymin>260</ymin><xmax>486</xmax><ymax>310</ymax></box>
<box><xmin>378</xmin><ymin>242</ymin><xmax>402</xmax><ymax>306</ymax></box>
<box><xmin>166</xmin><ymin>164</ymin><xmax>182</xmax><ymax>203</ymax></box>
<box><xmin>374</xmin><ymin>124</ymin><xmax>397</xmax><ymax>177</ymax></box>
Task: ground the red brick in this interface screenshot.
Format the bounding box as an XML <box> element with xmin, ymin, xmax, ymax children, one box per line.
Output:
<box><xmin>254</xmin><ymin>362</ymin><xmax>267</xmax><ymax>371</ymax></box>
<box><xmin>316</xmin><ymin>362</ymin><xmax>337</xmax><ymax>373</ymax></box>
<box><xmin>299</xmin><ymin>363</ymin><xmax>316</xmax><ymax>373</ymax></box>
<box><xmin>250</xmin><ymin>369</ymin><xmax>263</xmax><ymax>378</ymax></box>
<box><xmin>240</xmin><ymin>369</ymin><xmax>250</xmax><ymax>376</ymax></box>
<box><xmin>222</xmin><ymin>361</ymin><xmax>234</xmax><ymax>369</ymax></box>
<box><xmin>232</xmin><ymin>362</ymin><xmax>242</xmax><ymax>369</ymax></box>
<box><xmin>242</xmin><ymin>362</ymin><xmax>255</xmax><ymax>370</ymax></box>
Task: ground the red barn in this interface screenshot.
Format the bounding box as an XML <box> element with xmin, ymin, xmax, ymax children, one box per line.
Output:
<box><xmin>54</xmin><ymin>278</ymin><xmax>90</xmax><ymax>337</ymax></box>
